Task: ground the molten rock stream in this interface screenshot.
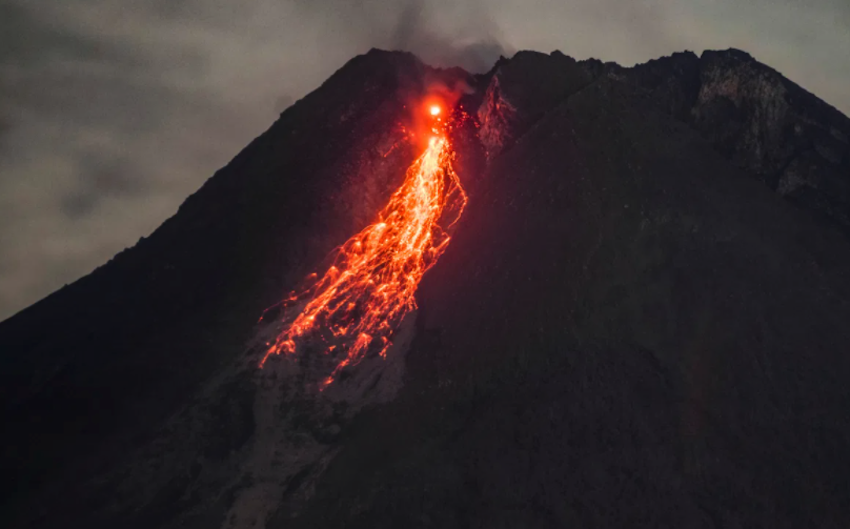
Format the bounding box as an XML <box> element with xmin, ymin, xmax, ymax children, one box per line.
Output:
<box><xmin>261</xmin><ymin>115</ymin><xmax>466</xmax><ymax>389</ymax></box>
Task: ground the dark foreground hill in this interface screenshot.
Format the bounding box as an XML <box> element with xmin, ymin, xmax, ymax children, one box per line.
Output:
<box><xmin>1</xmin><ymin>48</ymin><xmax>850</xmax><ymax>528</ymax></box>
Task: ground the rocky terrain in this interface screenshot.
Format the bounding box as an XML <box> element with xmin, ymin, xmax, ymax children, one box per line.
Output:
<box><xmin>1</xmin><ymin>47</ymin><xmax>849</xmax><ymax>528</ymax></box>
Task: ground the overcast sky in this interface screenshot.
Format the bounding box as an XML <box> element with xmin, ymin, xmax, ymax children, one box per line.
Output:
<box><xmin>1</xmin><ymin>0</ymin><xmax>848</xmax><ymax>321</ymax></box>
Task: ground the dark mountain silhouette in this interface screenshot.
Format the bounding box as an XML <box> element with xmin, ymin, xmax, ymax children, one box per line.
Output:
<box><xmin>1</xmin><ymin>48</ymin><xmax>849</xmax><ymax>528</ymax></box>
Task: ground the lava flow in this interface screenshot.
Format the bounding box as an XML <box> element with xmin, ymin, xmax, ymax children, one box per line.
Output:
<box><xmin>261</xmin><ymin>102</ymin><xmax>467</xmax><ymax>389</ymax></box>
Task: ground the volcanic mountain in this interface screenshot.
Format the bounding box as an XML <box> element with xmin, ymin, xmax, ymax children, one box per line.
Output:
<box><xmin>2</xmin><ymin>48</ymin><xmax>850</xmax><ymax>528</ymax></box>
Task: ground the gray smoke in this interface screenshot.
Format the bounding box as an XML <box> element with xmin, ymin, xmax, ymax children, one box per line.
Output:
<box><xmin>389</xmin><ymin>0</ymin><xmax>512</xmax><ymax>72</ymax></box>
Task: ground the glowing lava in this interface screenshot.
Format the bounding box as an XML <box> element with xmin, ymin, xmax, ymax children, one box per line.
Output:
<box><xmin>261</xmin><ymin>103</ymin><xmax>466</xmax><ymax>389</ymax></box>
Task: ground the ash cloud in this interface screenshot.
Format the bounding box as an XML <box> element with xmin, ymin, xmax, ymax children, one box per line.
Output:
<box><xmin>0</xmin><ymin>0</ymin><xmax>849</xmax><ymax>321</ymax></box>
<box><xmin>389</xmin><ymin>0</ymin><xmax>512</xmax><ymax>72</ymax></box>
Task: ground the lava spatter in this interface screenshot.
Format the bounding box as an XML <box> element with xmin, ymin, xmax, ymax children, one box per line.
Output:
<box><xmin>261</xmin><ymin>102</ymin><xmax>467</xmax><ymax>389</ymax></box>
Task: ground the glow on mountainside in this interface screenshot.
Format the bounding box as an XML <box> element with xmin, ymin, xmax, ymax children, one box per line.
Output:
<box><xmin>260</xmin><ymin>102</ymin><xmax>466</xmax><ymax>389</ymax></box>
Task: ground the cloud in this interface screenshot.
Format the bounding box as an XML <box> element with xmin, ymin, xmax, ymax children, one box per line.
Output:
<box><xmin>0</xmin><ymin>1</ymin><xmax>231</xmax><ymax>320</ymax></box>
<box><xmin>388</xmin><ymin>0</ymin><xmax>512</xmax><ymax>72</ymax></box>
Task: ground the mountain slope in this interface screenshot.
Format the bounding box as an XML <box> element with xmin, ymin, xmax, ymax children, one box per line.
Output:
<box><xmin>1</xmin><ymin>48</ymin><xmax>849</xmax><ymax>528</ymax></box>
<box><xmin>0</xmin><ymin>49</ymin><xmax>461</xmax><ymax>527</ymax></box>
<box><xmin>288</xmin><ymin>61</ymin><xmax>850</xmax><ymax>528</ymax></box>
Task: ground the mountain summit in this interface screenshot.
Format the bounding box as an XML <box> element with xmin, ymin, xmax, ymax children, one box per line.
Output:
<box><xmin>2</xmin><ymin>48</ymin><xmax>850</xmax><ymax>528</ymax></box>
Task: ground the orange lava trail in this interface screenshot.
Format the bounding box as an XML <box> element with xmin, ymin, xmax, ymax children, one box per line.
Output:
<box><xmin>261</xmin><ymin>105</ymin><xmax>466</xmax><ymax>389</ymax></box>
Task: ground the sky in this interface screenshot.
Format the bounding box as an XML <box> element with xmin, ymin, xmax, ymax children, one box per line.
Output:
<box><xmin>1</xmin><ymin>0</ymin><xmax>848</xmax><ymax>321</ymax></box>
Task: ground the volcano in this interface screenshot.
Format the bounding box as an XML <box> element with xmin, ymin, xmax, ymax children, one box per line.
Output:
<box><xmin>2</xmin><ymin>48</ymin><xmax>850</xmax><ymax>528</ymax></box>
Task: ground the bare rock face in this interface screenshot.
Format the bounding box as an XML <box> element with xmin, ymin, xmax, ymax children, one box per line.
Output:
<box><xmin>610</xmin><ymin>51</ymin><xmax>702</xmax><ymax>121</ymax></box>
<box><xmin>692</xmin><ymin>49</ymin><xmax>850</xmax><ymax>233</ymax></box>
<box><xmin>480</xmin><ymin>48</ymin><xmax>850</xmax><ymax>236</ymax></box>
<box><xmin>620</xmin><ymin>48</ymin><xmax>850</xmax><ymax>234</ymax></box>
<box><xmin>692</xmin><ymin>49</ymin><xmax>794</xmax><ymax>177</ymax></box>
<box><xmin>477</xmin><ymin>51</ymin><xmax>595</xmax><ymax>157</ymax></box>
<box><xmin>476</xmin><ymin>73</ymin><xmax>518</xmax><ymax>158</ymax></box>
